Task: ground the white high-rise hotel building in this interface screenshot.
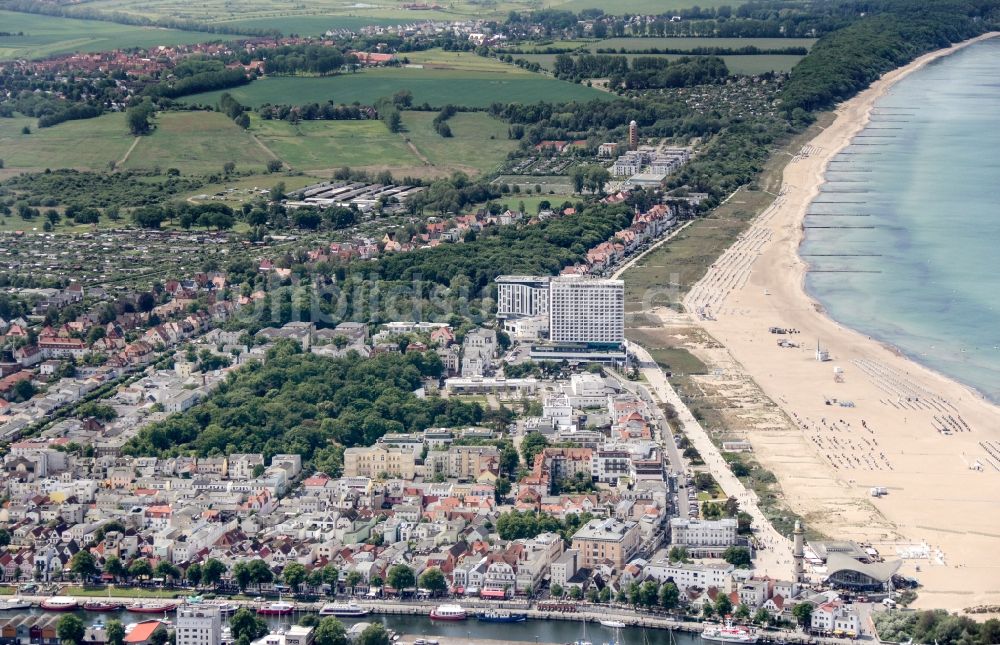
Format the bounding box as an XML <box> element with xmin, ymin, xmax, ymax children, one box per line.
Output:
<box><xmin>496</xmin><ymin>275</ymin><xmax>624</xmax><ymax>345</ymax></box>
<box><xmin>549</xmin><ymin>276</ymin><xmax>624</xmax><ymax>344</ymax></box>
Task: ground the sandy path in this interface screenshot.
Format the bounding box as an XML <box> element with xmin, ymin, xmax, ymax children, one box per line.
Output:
<box><xmin>664</xmin><ymin>33</ymin><xmax>1000</xmax><ymax>613</ymax></box>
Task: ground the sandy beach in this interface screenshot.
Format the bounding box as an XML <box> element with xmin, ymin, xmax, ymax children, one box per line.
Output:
<box><xmin>666</xmin><ymin>32</ymin><xmax>1000</xmax><ymax>613</ymax></box>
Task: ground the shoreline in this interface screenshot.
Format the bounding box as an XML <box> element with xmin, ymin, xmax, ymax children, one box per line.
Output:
<box><xmin>791</xmin><ymin>32</ymin><xmax>1000</xmax><ymax>408</ymax></box>
<box><xmin>670</xmin><ymin>31</ymin><xmax>1000</xmax><ymax>613</ymax></box>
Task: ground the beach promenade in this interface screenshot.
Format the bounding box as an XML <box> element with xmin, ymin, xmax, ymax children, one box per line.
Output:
<box><xmin>650</xmin><ymin>33</ymin><xmax>1000</xmax><ymax>613</ymax></box>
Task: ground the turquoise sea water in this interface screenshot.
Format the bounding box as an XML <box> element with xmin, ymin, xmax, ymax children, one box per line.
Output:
<box><xmin>802</xmin><ymin>38</ymin><xmax>1000</xmax><ymax>404</ymax></box>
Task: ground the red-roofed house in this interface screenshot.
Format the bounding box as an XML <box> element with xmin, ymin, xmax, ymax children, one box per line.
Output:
<box><xmin>124</xmin><ymin>621</ymin><xmax>166</xmax><ymax>645</ymax></box>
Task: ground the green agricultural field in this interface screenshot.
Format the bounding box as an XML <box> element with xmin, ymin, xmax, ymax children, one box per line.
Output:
<box><xmin>123</xmin><ymin>111</ymin><xmax>274</xmax><ymax>174</ymax></box>
<box><xmin>400</xmin><ymin>111</ymin><xmax>517</xmax><ymax>175</ymax></box>
<box><xmin>591</xmin><ymin>37</ymin><xmax>817</xmax><ymax>52</ymax></box>
<box><xmin>213</xmin><ymin>15</ymin><xmax>411</xmax><ymax>37</ymax></box>
<box><xmin>250</xmin><ymin>117</ymin><xmax>419</xmax><ymax>172</ymax></box>
<box><xmin>183</xmin><ymin>65</ymin><xmax>610</xmax><ymax>109</ymax></box>
<box><xmin>0</xmin><ymin>10</ymin><xmax>240</xmax><ymax>60</ymax></box>
<box><xmin>517</xmin><ymin>52</ymin><xmax>804</xmax><ymax>74</ymax></box>
<box><xmin>0</xmin><ymin>113</ymin><xmax>134</xmax><ymax>170</ymax></box>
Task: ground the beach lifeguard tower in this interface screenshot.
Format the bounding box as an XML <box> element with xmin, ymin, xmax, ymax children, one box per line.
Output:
<box><xmin>816</xmin><ymin>340</ymin><xmax>831</xmax><ymax>362</ymax></box>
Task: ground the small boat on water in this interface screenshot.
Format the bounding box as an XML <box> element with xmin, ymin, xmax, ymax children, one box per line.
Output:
<box><xmin>216</xmin><ymin>603</ymin><xmax>239</xmax><ymax>616</ymax></box>
<box><xmin>429</xmin><ymin>604</ymin><xmax>467</xmax><ymax>621</ymax></box>
<box><xmin>701</xmin><ymin>618</ymin><xmax>758</xmax><ymax>644</ymax></box>
<box><xmin>84</xmin><ymin>601</ymin><xmax>125</xmax><ymax>612</ymax></box>
<box><xmin>40</xmin><ymin>597</ymin><xmax>79</xmax><ymax>611</ymax></box>
<box><xmin>257</xmin><ymin>601</ymin><xmax>295</xmax><ymax>616</ymax></box>
<box><xmin>318</xmin><ymin>601</ymin><xmax>369</xmax><ymax>617</ymax></box>
<box><xmin>476</xmin><ymin>608</ymin><xmax>527</xmax><ymax>623</ymax></box>
<box><xmin>600</xmin><ymin>620</ymin><xmax>627</xmax><ymax>629</ymax></box>
<box><xmin>127</xmin><ymin>602</ymin><xmax>178</xmax><ymax>614</ymax></box>
<box><xmin>0</xmin><ymin>598</ymin><xmax>33</xmax><ymax>611</ymax></box>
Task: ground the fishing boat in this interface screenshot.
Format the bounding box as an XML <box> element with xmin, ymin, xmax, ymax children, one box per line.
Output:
<box><xmin>84</xmin><ymin>601</ymin><xmax>125</xmax><ymax>612</ymax></box>
<box><xmin>318</xmin><ymin>601</ymin><xmax>369</xmax><ymax>617</ymax></box>
<box><xmin>476</xmin><ymin>608</ymin><xmax>527</xmax><ymax>623</ymax></box>
<box><xmin>600</xmin><ymin>620</ymin><xmax>627</xmax><ymax>629</ymax></box>
<box><xmin>127</xmin><ymin>602</ymin><xmax>178</xmax><ymax>614</ymax></box>
<box><xmin>256</xmin><ymin>601</ymin><xmax>295</xmax><ymax>616</ymax></box>
<box><xmin>40</xmin><ymin>597</ymin><xmax>80</xmax><ymax>611</ymax></box>
<box><xmin>0</xmin><ymin>598</ymin><xmax>33</xmax><ymax>611</ymax></box>
<box><xmin>429</xmin><ymin>604</ymin><xmax>467</xmax><ymax>621</ymax></box>
<box><xmin>701</xmin><ymin>618</ymin><xmax>758</xmax><ymax>644</ymax></box>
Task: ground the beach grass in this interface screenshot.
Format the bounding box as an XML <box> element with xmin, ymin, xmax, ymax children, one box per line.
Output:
<box><xmin>622</xmin><ymin>112</ymin><xmax>836</xmax><ymax>313</ymax></box>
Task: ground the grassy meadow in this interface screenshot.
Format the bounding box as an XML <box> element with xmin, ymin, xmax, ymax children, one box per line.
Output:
<box><xmin>123</xmin><ymin>112</ymin><xmax>274</xmax><ymax>174</ymax></box>
<box><xmin>0</xmin><ymin>10</ymin><xmax>238</xmax><ymax>60</ymax></box>
<box><xmin>399</xmin><ymin>111</ymin><xmax>517</xmax><ymax>175</ymax></box>
<box><xmin>0</xmin><ymin>113</ymin><xmax>134</xmax><ymax>170</ymax></box>
<box><xmin>183</xmin><ymin>63</ymin><xmax>610</xmax><ymax>109</ymax></box>
<box><xmin>250</xmin><ymin>117</ymin><xmax>418</xmax><ymax>171</ymax></box>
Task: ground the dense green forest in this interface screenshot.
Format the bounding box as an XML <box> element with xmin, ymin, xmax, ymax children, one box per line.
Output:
<box><xmin>781</xmin><ymin>0</ymin><xmax>1000</xmax><ymax>112</ymax></box>
<box><xmin>124</xmin><ymin>342</ymin><xmax>483</xmax><ymax>473</ymax></box>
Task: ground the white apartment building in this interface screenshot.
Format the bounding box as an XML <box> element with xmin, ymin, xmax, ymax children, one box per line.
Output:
<box><xmin>176</xmin><ymin>606</ymin><xmax>221</xmax><ymax>645</ymax></box>
<box><xmin>670</xmin><ymin>518</ymin><xmax>738</xmax><ymax>548</ymax></box>
<box><xmin>495</xmin><ymin>276</ymin><xmax>551</xmax><ymax>319</ymax></box>
<box><xmin>643</xmin><ymin>561</ymin><xmax>734</xmax><ymax>593</ymax></box>
<box><xmin>548</xmin><ymin>276</ymin><xmax>624</xmax><ymax>345</ymax></box>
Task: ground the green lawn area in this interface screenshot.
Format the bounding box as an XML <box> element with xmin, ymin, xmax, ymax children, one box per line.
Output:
<box><xmin>250</xmin><ymin>117</ymin><xmax>418</xmax><ymax>172</ymax></box>
<box><xmin>592</xmin><ymin>37</ymin><xmax>817</xmax><ymax>51</ymax></box>
<box><xmin>488</xmin><ymin>192</ymin><xmax>578</xmax><ymax>215</ymax></box>
<box><xmin>0</xmin><ymin>10</ymin><xmax>241</xmax><ymax>60</ymax></box>
<box><xmin>0</xmin><ymin>113</ymin><xmax>134</xmax><ymax>171</ymax></box>
<box><xmin>61</xmin><ymin>586</ymin><xmax>184</xmax><ymax>598</ymax></box>
<box><xmin>400</xmin><ymin>111</ymin><xmax>517</xmax><ymax>175</ymax></box>
<box><xmin>182</xmin><ymin>65</ymin><xmax>611</xmax><ymax>110</ymax></box>
<box><xmin>124</xmin><ymin>111</ymin><xmax>274</xmax><ymax>175</ymax></box>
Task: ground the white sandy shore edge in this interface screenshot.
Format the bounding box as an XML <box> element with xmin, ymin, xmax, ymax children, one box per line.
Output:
<box><xmin>669</xmin><ymin>32</ymin><xmax>1000</xmax><ymax>613</ymax></box>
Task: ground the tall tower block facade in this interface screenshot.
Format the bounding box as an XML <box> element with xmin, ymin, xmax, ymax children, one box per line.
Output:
<box><xmin>628</xmin><ymin>120</ymin><xmax>638</xmax><ymax>150</ymax></box>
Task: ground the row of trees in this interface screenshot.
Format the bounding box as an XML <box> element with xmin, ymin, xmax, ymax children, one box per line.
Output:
<box><xmin>432</xmin><ymin>104</ymin><xmax>457</xmax><ymax>138</ymax></box>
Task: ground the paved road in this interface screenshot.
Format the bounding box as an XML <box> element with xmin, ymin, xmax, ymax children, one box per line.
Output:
<box><xmin>607</xmin><ymin>369</ymin><xmax>692</xmax><ymax>519</ymax></box>
<box><xmin>627</xmin><ymin>344</ymin><xmax>794</xmax><ymax>579</ymax></box>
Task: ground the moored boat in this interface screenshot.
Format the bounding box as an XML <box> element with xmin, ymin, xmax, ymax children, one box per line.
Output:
<box><xmin>216</xmin><ymin>603</ymin><xmax>239</xmax><ymax>616</ymax></box>
<box><xmin>318</xmin><ymin>601</ymin><xmax>369</xmax><ymax>617</ymax></box>
<box><xmin>701</xmin><ymin>618</ymin><xmax>758</xmax><ymax>644</ymax></box>
<box><xmin>476</xmin><ymin>608</ymin><xmax>527</xmax><ymax>623</ymax></box>
<box><xmin>84</xmin><ymin>601</ymin><xmax>125</xmax><ymax>612</ymax></box>
<box><xmin>429</xmin><ymin>604</ymin><xmax>466</xmax><ymax>621</ymax></box>
<box><xmin>40</xmin><ymin>597</ymin><xmax>79</xmax><ymax>611</ymax></box>
<box><xmin>127</xmin><ymin>602</ymin><xmax>178</xmax><ymax>614</ymax></box>
<box><xmin>257</xmin><ymin>601</ymin><xmax>295</xmax><ymax>616</ymax></box>
<box><xmin>0</xmin><ymin>598</ymin><xmax>33</xmax><ymax>611</ymax></box>
<box><xmin>599</xmin><ymin>620</ymin><xmax>626</xmax><ymax>629</ymax></box>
